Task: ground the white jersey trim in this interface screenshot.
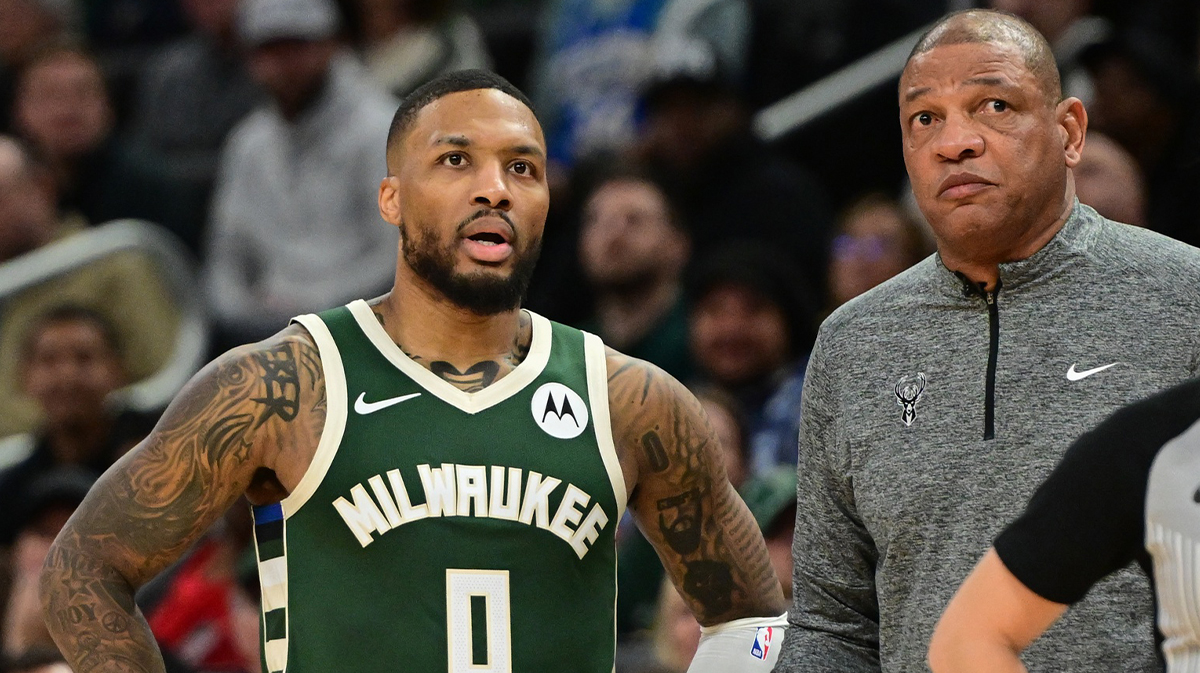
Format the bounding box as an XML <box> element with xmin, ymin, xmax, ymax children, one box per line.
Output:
<box><xmin>281</xmin><ymin>313</ymin><xmax>349</xmax><ymax>515</ymax></box>
<box><xmin>346</xmin><ymin>300</ymin><xmax>552</xmax><ymax>415</ymax></box>
<box><xmin>583</xmin><ymin>331</ymin><xmax>628</xmax><ymax>517</ymax></box>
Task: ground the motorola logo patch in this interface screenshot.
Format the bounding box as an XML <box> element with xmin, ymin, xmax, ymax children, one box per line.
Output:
<box><xmin>531</xmin><ymin>382</ymin><xmax>589</xmax><ymax>439</ymax></box>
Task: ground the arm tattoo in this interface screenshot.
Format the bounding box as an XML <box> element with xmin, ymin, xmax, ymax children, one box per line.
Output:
<box><xmin>251</xmin><ymin>344</ymin><xmax>302</xmax><ymax>426</ymax></box>
<box><xmin>682</xmin><ymin>561</ymin><xmax>734</xmax><ymax>615</ymax></box>
<box><xmin>657</xmin><ymin>489</ymin><xmax>702</xmax><ymax>554</ymax></box>
<box><xmin>41</xmin><ymin>543</ymin><xmax>155</xmax><ymax>672</ymax></box>
<box><xmin>609</xmin><ymin>354</ymin><xmax>785</xmax><ymax>623</ymax></box>
<box><xmin>642</xmin><ymin>431</ymin><xmax>670</xmax><ymax>472</ymax></box>
<box><xmin>41</xmin><ymin>329</ymin><xmax>325</xmax><ymax>672</ymax></box>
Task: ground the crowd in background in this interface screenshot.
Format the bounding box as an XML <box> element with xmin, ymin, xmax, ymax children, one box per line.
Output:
<box><xmin>0</xmin><ymin>0</ymin><xmax>1197</xmax><ymax>670</ymax></box>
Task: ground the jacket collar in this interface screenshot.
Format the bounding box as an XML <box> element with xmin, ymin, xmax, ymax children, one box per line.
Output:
<box><xmin>933</xmin><ymin>200</ymin><xmax>1099</xmax><ymax>299</ymax></box>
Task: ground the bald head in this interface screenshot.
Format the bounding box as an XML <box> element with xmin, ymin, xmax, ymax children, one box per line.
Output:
<box><xmin>907</xmin><ymin>9</ymin><xmax>1061</xmax><ymax>105</ymax></box>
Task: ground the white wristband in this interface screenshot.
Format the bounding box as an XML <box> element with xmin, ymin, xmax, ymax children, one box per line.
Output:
<box><xmin>686</xmin><ymin>613</ymin><xmax>788</xmax><ymax>673</ymax></box>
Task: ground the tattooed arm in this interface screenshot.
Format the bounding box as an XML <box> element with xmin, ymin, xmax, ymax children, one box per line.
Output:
<box><xmin>39</xmin><ymin>326</ymin><xmax>325</xmax><ymax>673</ymax></box>
<box><xmin>607</xmin><ymin>351</ymin><xmax>786</xmax><ymax>626</ymax></box>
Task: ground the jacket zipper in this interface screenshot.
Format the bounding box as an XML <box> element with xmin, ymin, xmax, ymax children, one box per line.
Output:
<box><xmin>983</xmin><ymin>286</ymin><xmax>1000</xmax><ymax>440</ymax></box>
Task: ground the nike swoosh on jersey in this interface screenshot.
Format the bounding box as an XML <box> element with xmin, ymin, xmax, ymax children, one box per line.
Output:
<box><xmin>354</xmin><ymin>392</ymin><xmax>422</xmax><ymax>415</ymax></box>
<box><xmin>1066</xmin><ymin>362</ymin><xmax>1119</xmax><ymax>381</ymax></box>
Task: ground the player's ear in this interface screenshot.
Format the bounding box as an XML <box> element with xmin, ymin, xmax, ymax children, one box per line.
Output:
<box><xmin>379</xmin><ymin>176</ymin><xmax>402</xmax><ymax>227</ymax></box>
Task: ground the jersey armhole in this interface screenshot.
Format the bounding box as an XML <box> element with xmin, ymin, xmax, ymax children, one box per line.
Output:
<box><xmin>280</xmin><ymin>313</ymin><xmax>349</xmax><ymax>517</ymax></box>
<box><xmin>583</xmin><ymin>331</ymin><xmax>628</xmax><ymax>518</ymax></box>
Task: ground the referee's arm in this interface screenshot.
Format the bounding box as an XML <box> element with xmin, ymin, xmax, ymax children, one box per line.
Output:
<box><xmin>930</xmin><ymin>375</ymin><xmax>1200</xmax><ymax>672</ymax></box>
<box><xmin>928</xmin><ymin>549</ymin><xmax>1067</xmax><ymax>672</ymax></box>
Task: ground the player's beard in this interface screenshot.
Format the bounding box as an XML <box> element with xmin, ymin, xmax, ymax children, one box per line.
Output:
<box><xmin>400</xmin><ymin>215</ymin><xmax>542</xmax><ymax>316</ymax></box>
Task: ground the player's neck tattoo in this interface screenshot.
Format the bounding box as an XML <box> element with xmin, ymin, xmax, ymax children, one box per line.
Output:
<box><xmin>376</xmin><ymin>308</ymin><xmax>533</xmax><ymax>394</ymax></box>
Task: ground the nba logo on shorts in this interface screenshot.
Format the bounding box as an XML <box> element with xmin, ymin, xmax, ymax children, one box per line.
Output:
<box><xmin>750</xmin><ymin>626</ymin><xmax>773</xmax><ymax>660</ymax></box>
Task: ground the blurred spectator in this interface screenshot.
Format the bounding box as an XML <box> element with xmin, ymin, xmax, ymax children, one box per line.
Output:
<box><xmin>826</xmin><ymin>193</ymin><xmax>932</xmax><ymax>311</ymax></box>
<box><xmin>647</xmin><ymin>580</ymin><xmax>701</xmax><ymax>673</ymax></box>
<box><xmin>1082</xmin><ymin>29</ymin><xmax>1200</xmax><ymax>245</ymax></box>
<box><xmin>529</xmin><ymin>0</ymin><xmax>749</xmax><ymax>169</ymax></box>
<box><xmin>688</xmin><ymin>243</ymin><xmax>817</xmax><ymax>477</ymax></box>
<box><xmin>0</xmin><ymin>136</ymin><xmax>178</xmax><ymax>438</ymax></box>
<box><xmin>616</xmin><ymin>577</ymin><xmax>700</xmax><ymax>673</ymax></box>
<box><xmin>0</xmin><ymin>136</ymin><xmax>52</xmax><ymax>263</ymax></box>
<box><xmin>145</xmin><ymin>505</ymin><xmax>255</xmax><ymax>673</ymax></box>
<box><xmin>739</xmin><ymin>466</ymin><xmax>796</xmax><ymax>600</ymax></box>
<box><xmin>0</xmin><ymin>0</ymin><xmax>77</xmax><ymax>134</ymax></box>
<box><xmin>577</xmin><ymin>165</ymin><xmax>692</xmax><ymax>381</ymax></box>
<box><xmin>1</xmin><ymin>467</ymin><xmax>93</xmax><ymax>659</ymax></box>
<box><xmin>988</xmin><ymin>0</ymin><xmax>1110</xmax><ymax>100</ymax></box>
<box><xmin>204</xmin><ymin>0</ymin><xmax>397</xmax><ymax>346</ymax></box>
<box><xmin>639</xmin><ymin>72</ymin><xmax>833</xmax><ymax>295</ymax></box>
<box><xmin>350</xmin><ymin>0</ymin><xmax>490</xmax><ymax>98</ymax></box>
<box><xmin>1074</xmin><ymin>131</ymin><xmax>1147</xmax><ymax>227</ymax></box>
<box><xmin>12</xmin><ymin>42</ymin><xmax>196</xmax><ymax>237</ymax></box>
<box><xmin>126</xmin><ymin>0</ymin><xmax>263</xmax><ymax>252</ymax></box>
<box><xmin>78</xmin><ymin>0</ymin><xmax>188</xmax><ymax>126</ymax></box>
<box><xmin>0</xmin><ymin>307</ymin><xmax>159</xmax><ymax>544</ymax></box>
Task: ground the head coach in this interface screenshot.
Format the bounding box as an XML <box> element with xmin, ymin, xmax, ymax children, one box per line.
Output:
<box><xmin>773</xmin><ymin>8</ymin><xmax>1200</xmax><ymax>673</ymax></box>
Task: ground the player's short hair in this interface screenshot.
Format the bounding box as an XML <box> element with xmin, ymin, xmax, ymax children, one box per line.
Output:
<box><xmin>21</xmin><ymin>304</ymin><xmax>122</xmax><ymax>362</ymax></box>
<box><xmin>906</xmin><ymin>9</ymin><xmax>1062</xmax><ymax>105</ymax></box>
<box><xmin>385</xmin><ymin>69</ymin><xmax>537</xmax><ymax>158</ymax></box>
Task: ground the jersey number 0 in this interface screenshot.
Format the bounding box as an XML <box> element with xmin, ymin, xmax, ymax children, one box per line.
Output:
<box><xmin>446</xmin><ymin>569</ymin><xmax>512</xmax><ymax>672</ymax></box>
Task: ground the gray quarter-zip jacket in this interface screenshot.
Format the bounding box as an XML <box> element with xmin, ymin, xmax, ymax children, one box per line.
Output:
<box><xmin>777</xmin><ymin>203</ymin><xmax>1200</xmax><ymax>672</ymax></box>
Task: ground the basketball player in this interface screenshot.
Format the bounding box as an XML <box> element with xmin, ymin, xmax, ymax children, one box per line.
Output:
<box><xmin>37</xmin><ymin>70</ymin><xmax>787</xmax><ymax>672</ymax></box>
<box><xmin>930</xmin><ymin>375</ymin><xmax>1200</xmax><ymax>671</ymax></box>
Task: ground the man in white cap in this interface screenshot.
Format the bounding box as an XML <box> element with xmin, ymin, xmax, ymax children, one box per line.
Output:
<box><xmin>203</xmin><ymin>0</ymin><xmax>399</xmax><ymax>348</ymax></box>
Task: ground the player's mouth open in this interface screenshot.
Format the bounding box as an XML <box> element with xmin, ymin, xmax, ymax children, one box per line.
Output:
<box><xmin>469</xmin><ymin>232</ymin><xmax>507</xmax><ymax>246</ymax></box>
<box><xmin>462</xmin><ymin>228</ymin><xmax>514</xmax><ymax>262</ymax></box>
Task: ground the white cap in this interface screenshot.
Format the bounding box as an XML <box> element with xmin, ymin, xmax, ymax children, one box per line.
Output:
<box><xmin>238</xmin><ymin>0</ymin><xmax>340</xmax><ymax>47</ymax></box>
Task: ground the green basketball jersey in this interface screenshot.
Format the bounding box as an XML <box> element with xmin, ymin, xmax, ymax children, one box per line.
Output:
<box><xmin>251</xmin><ymin>300</ymin><xmax>627</xmax><ymax>673</ymax></box>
